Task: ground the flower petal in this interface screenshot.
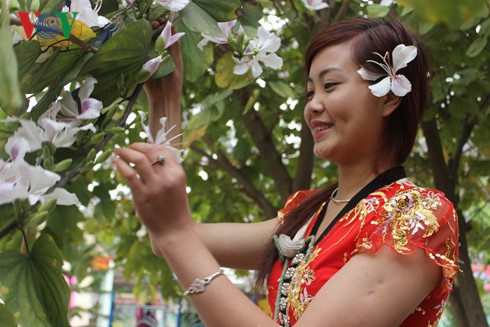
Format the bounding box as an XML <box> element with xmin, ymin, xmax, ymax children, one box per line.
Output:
<box><xmin>43</xmin><ymin>188</ymin><xmax>79</xmax><ymax>205</ymax></box>
<box><xmin>357</xmin><ymin>66</ymin><xmax>384</xmax><ymax>81</ymax></box>
<box><xmin>392</xmin><ymin>44</ymin><xmax>417</xmax><ymax>72</ymax></box>
<box><xmin>368</xmin><ymin>77</ymin><xmax>391</xmax><ymax>97</ymax></box>
<box><xmin>60</xmin><ymin>92</ymin><xmax>79</xmax><ymax>117</ymax></box>
<box><xmin>302</xmin><ymin>0</ymin><xmax>328</xmax><ymax>10</ymax></box>
<box><xmin>79</xmin><ymin>77</ymin><xmax>97</xmax><ymax>100</ymax></box>
<box><xmin>233</xmin><ymin>60</ymin><xmax>250</xmax><ymax>75</ymax></box>
<box><xmin>78</xmin><ymin>98</ymin><xmax>103</xmax><ymax>120</ymax></box>
<box><xmin>142</xmin><ymin>57</ymin><xmax>163</xmax><ymax>75</ymax></box>
<box><xmin>391</xmin><ymin>74</ymin><xmax>412</xmax><ymax>97</ymax></box>
<box><xmin>250</xmin><ymin>59</ymin><xmax>263</xmax><ymax>77</ymax></box>
<box><xmin>5</xmin><ymin>135</ymin><xmax>30</xmax><ymax>161</ymax></box>
<box><xmin>259</xmin><ymin>52</ymin><xmax>283</xmax><ymax>70</ymax></box>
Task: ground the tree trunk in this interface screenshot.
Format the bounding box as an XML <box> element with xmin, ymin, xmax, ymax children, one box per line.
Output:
<box><xmin>421</xmin><ymin>118</ymin><xmax>488</xmax><ymax>327</ymax></box>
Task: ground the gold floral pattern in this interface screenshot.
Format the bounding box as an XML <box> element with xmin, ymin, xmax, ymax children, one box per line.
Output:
<box><xmin>287</xmin><ymin>247</ymin><xmax>321</xmax><ymax>319</ymax></box>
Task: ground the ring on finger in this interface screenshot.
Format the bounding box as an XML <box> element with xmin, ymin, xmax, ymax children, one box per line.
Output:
<box><xmin>151</xmin><ymin>153</ymin><xmax>166</xmax><ymax>166</ymax></box>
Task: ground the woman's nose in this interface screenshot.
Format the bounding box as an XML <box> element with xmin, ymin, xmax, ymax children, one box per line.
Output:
<box><xmin>306</xmin><ymin>94</ymin><xmax>325</xmax><ymax>114</ymax></box>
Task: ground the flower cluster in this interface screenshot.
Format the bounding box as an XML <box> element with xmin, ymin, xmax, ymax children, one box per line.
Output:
<box><xmin>357</xmin><ymin>44</ymin><xmax>417</xmax><ymax>97</ymax></box>
<box><xmin>0</xmin><ymin>77</ymin><xmax>104</xmax><ymax>206</ymax></box>
<box><xmin>197</xmin><ymin>21</ymin><xmax>283</xmax><ymax>78</ymax></box>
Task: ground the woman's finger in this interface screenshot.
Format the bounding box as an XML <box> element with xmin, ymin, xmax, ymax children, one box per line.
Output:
<box><xmin>129</xmin><ymin>143</ymin><xmax>180</xmax><ymax>166</ymax></box>
<box><xmin>113</xmin><ymin>157</ymin><xmax>143</xmax><ymax>192</ymax></box>
<box><xmin>114</xmin><ymin>147</ymin><xmax>155</xmax><ymax>183</ymax></box>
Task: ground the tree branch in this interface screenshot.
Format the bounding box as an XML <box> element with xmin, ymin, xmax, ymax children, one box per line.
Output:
<box><xmin>332</xmin><ymin>0</ymin><xmax>352</xmax><ymax>24</ymax></box>
<box><xmin>190</xmin><ymin>141</ymin><xmax>277</xmax><ymax>218</ymax></box>
<box><xmin>293</xmin><ymin>118</ymin><xmax>314</xmax><ymax>191</ymax></box>
<box><xmin>235</xmin><ymin>89</ymin><xmax>293</xmax><ymax>201</ymax></box>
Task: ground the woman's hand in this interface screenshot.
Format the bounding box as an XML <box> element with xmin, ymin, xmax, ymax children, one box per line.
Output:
<box><xmin>114</xmin><ymin>143</ymin><xmax>192</xmax><ymax>248</ymax></box>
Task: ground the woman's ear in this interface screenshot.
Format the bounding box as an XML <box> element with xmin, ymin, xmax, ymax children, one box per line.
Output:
<box><xmin>382</xmin><ymin>92</ymin><xmax>402</xmax><ymax>117</ymax></box>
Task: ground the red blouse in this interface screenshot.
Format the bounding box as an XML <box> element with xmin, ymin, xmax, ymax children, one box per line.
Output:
<box><xmin>267</xmin><ymin>178</ymin><xmax>459</xmax><ymax>326</ymax></box>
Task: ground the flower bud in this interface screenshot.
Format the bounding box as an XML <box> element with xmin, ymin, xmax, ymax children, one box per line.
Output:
<box><xmin>155</xmin><ymin>36</ymin><xmax>165</xmax><ymax>53</ymax></box>
<box><xmin>30</xmin><ymin>0</ymin><xmax>40</xmax><ymax>12</ymax></box>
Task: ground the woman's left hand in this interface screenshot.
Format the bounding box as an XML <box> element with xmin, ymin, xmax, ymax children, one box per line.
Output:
<box><xmin>114</xmin><ymin>143</ymin><xmax>192</xmax><ymax>240</ymax></box>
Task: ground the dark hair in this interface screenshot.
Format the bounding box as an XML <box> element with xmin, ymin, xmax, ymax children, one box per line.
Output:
<box><xmin>255</xmin><ymin>18</ymin><xmax>429</xmax><ymax>290</ymax></box>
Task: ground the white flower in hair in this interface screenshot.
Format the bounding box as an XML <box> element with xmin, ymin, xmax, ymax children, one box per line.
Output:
<box><xmin>357</xmin><ymin>44</ymin><xmax>417</xmax><ymax>97</ymax></box>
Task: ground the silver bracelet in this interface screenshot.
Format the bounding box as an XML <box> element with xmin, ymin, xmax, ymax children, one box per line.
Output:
<box><xmin>184</xmin><ymin>269</ymin><xmax>224</xmax><ymax>296</ymax></box>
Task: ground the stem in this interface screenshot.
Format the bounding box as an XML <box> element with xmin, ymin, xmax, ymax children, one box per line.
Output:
<box><xmin>20</xmin><ymin>227</ymin><xmax>30</xmax><ymax>256</ymax></box>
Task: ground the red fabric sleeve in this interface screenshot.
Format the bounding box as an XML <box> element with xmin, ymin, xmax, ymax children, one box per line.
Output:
<box><xmin>354</xmin><ymin>188</ymin><xmax>459</xmax><ymax>292</ymax></box>
<box><xmin>277</xmin><ymin>190</ymin><xmax>315</xmax><ymax>224</ymax></box>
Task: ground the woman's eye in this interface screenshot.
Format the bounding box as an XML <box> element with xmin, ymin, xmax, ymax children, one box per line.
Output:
<box><xmin>306</xmin><ymin>90</ymin><xmax>314</xmax><ymax>99</ymax></box>
<box><xmin>324</xmin><ymin>82</ymin><xmax>337</xmax><ymax>90</ymax></box>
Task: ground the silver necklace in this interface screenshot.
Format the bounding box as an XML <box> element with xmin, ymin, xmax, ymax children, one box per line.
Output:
<box><xmin>330</xmin><ymin>187</ymin><xmax>351</xmax><ymax>203</ymax></box>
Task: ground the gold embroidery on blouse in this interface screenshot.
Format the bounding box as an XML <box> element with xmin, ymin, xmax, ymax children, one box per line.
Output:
<box><xmin>288</xmin><ymin>247</ymin><xmax>321</xmax><ymax>319</ymax></box>
<box><xmin>380</xmin><ymin>188</ymin><xmax>441</xmax><ymax>252</ymax></box>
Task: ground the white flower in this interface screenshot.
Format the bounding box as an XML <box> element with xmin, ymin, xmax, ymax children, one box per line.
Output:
<box><xmin>302</xmin><ymin>0</ymin><xmax>328</xmax><ymax>10</ymax></box>
<box><xmin>233</xmin><ymin>27</ymin><xmax>283</xmax><ymax>78</ymax></box>
<box><xmin>62</xmin><ymin>0</ymin><xmax>110</xmax><ymax>27</ymax></box>
<box><xmin>4</xmin><ymin>104</ymin><xmax>96</xmax><ymax>153</ymax></box>
<box><xmin>61</xmin><ymin>77</ymin><xmax>103</xmax><ymax>120</ymax></box>
<box><xmin>357</xmin><ymin>44</ymin><xmax>417</xmax><ymax>97</ymax></box>
<box><xmin>138</xmin><ymin>111</ymin><xmax>183</xmax><ymax>163</ymax></box>
<box><xmin>154</xmin><ymin>0</ymin><xmax>189</xmax><ymax>12</ymax></box>
<box><xmin>159</xmin><ymin>21</ymin><xmax>185</xmax><ymax>50</ymax></box>
<box><xmin>380</xmin><ymin>0</ymin><xmax>394</xmax><ymax>6</ymax></box>
<box><xmin>0</xmin><ymin>146</ymin><xmax>78</xmax><ymax>206</ymax></box>
<box><xmin>197</xmin><ymin>20</ymin><xmax>237</xmax><ymax>50</ymax></box>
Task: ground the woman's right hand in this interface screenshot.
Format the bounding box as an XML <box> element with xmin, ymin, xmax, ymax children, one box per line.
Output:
<box><xmin>114</xmin><ymin>142</ymin><xmax>192</xmax><ymax>254</ymax></box>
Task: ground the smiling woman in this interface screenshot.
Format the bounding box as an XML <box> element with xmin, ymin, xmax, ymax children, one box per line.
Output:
<box><xmin>114</xmin><ymin>17</ymin><xmax>459</xmax><ymax>327</ymax></box>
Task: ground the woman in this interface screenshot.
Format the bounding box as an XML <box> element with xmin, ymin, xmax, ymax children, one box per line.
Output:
<box><xmin>114</xmin><ymin>18</ymin><xmax>459</xmax><ymax>326</ymax></box>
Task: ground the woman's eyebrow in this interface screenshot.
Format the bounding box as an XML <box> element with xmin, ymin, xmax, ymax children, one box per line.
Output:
<box><xmin>306</xmin><ymin>67</ymin><xmax>343</xmax><ymax>83</ymax></box>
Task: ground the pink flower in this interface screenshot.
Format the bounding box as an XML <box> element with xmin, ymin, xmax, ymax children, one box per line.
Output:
<box><xmin>159</xmin><ymin>21</ymin><xmax>185</xmax><ymax>50</ymax></box>
<box><xmin>141</xmin><ymin>57</ymin><xmax>163</xmax><ymax>76</ymax></box>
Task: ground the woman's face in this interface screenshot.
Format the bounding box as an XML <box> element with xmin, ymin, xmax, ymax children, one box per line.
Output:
<box><xmin>304</xmin><ymin>39</ymin><xmax>392</xmax><ymax>166</ymax></box>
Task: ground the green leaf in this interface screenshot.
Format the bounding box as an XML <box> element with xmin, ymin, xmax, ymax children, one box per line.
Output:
<box><xmin>81</xmin><ymin>19</ymin><xmax>153</xmax><ymax>105</ymax></box>
<box><xmin>44</xmin><ymin>206</ymin><xmax>84</xmax><ymax>252</ymax></box>
<box><xmin>0</xmin><ymin>304</ymin><xmax>17</xmax><ymax>327</ymax></box>
<box><xmin>237</xmin><ymin>2</ymin><xmax>262</xmax><ymax>28</ymax></box>
<box><xmin>269</xmin><ymin>81</ymin><xmax>295</xmax><ymax>98</ymax></box>
<box><xmin>187</xmin><ymin>91</ymin><xmax>231</xmax><ymax>130</ymax></box>
<box><xmin>215</xmin><ymin>52</ymin><xmax>253</xmax><ymax>90</ymax></box>
<box><xmin>466</xmin><ymin>37</ymin><xmax>487</xmax><ymax>57</ymax></box>
<box><xmin>0</xmin><ymin>234</ymin><xmax>70</xmax><ymax>327</ymax></box>
<box><xmin>366</xmin><ymin>4</ymin><xmax>390</xmax><ymax>18</ymax></box>
<box><xmin>193</xmin><ymin>0</ymin><xmax>240</xmax><ymax>22</ymax></box>
<box><xmin>175</xmin><ymin>19</ymin><xmax>214</xmax><ymax>83</ymax></box>
<box><xmin>18</xmin><ymin>48</ymin><xmax>85</xmax><ymax>94</ymax></box>
<box><xmin>38</xmin><ymin>0</ymin><xmax>64</xmax><ymax>12</ymax></box>
<box><xmin>14</xmin><ymin>40</ymin><xmax>41</xmax><ymax>80</ymax></box>
<box><xmin>29</xmin><ymin>52</ymin><xmax>94</xmax><ymax>121</ymax></box>
<box><xmin>0</xmin><ymin>9</ymin><xmax>23</xmax><ymax>114</ymax></box>
<box><xmin>397</xmin><ymin>0</ymin><xmax>489</xmax><ymax>29</ymax></box>
<box><xmin>180</xmin><ymin>2</ymin><xmax>222</xmax><ymax>36</ymax></box>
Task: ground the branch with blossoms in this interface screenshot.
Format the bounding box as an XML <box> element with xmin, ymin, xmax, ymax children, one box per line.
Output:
<box><xmin>197</xmin><ymin>20</ymin><xmax>284</xmax><ymax>78</ymax></box>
